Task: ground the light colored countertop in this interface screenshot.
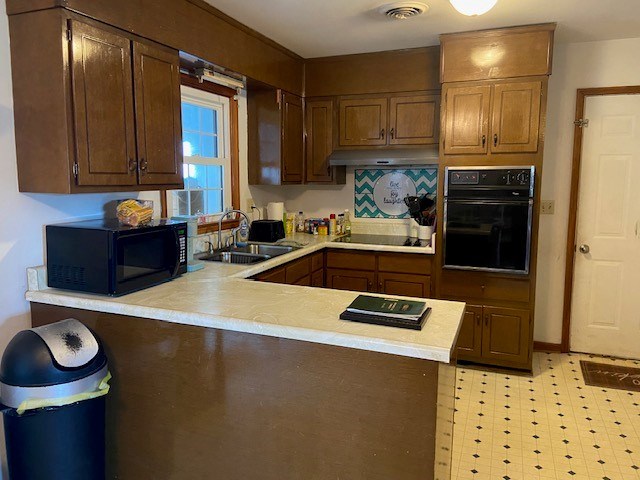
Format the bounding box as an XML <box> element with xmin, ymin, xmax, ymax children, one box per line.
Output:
<box><xmin>26</xmin><ymin>233</ymin><xmax>465</xmax><ymax>363</ymax></box>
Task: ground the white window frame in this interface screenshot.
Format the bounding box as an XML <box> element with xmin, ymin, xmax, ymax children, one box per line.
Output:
<box><xmin>167</xmin><ymin>86</ymin><xmax>232</xmax><ymax>218</ymax></box>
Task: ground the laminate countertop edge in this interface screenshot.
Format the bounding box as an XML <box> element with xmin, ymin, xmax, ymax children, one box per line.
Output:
<box><xmin>26</xmin><ymin>235</ymin><xmax>464</xmax><ymax>363</ymax></box>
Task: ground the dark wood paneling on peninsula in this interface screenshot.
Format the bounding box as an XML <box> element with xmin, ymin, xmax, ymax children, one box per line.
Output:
<box><xmin>305</xmin><ymin>46</ymin><xmax>440</xmax><ymax>97</ymax></box>
<box><xmin>31</xmin><ymin>303</ymin><xmax>451</xmax><ymax>480</ymax></box>
<box><xmin>7</xmin><ymin>0</ymin><xmax>305</xmax><ymax>95</ymax></box>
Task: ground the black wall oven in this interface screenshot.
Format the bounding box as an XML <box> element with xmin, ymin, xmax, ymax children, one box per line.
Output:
<box><xmin>443</xmin><ymin>166</ymin><xmax>535</xmax><ymax>275</ymax></box>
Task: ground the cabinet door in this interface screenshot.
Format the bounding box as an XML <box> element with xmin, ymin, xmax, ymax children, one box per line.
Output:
<box><xmin>294</xmin><ymin>275</ymin><xmax>311</xmax><ymax>286</ymax></box>
<box><xmin>338</xmin><ymin>98</ymin><xmax>388</xmax><ymax>146</ymax></box>
<box><xmin>389</xmin><ymin>95</ymin><xmax>439</xmax><ymax>146</ymax></box>
<box><xmin>442</xmin><ymin>85</ymin><xmax>490</xmax><ymax>155</ymax></box>
<box><xmin>70</xmin><ymin>20</ymin><xmax>137</xmax><ymax>186</ymax></box>
<box><xmin>481</xmin><ymin>306</ymin><xmax>531</xmax><ymax>366</ymax></box>
<box><xmin>256</xmin><ymin>267</ymin><xmax>286</xmax><ymax>284</ymax></box>
<box><xmin>285</xmin><ymin>256</ymin><xmax>311</xmax><ymax>284</ymax></box>
<box><xmin>490</xmin><ymin>81</ymin><xmax>541</xmax><ymax>153</ymax></box>
<box><xmin>133</xmin><ymin>41</ymin><xmax>183</xmax><ymax>186</ymax></box>
<box><xmin>455</xmin><ymin>305</ymin><xmax>483</xmax><ymax>360</ymax></box>
<box><xmin>377</xmin><ymin>272</ymin><xmax>431</xmax><ymax>298</ymax></box>
<box><xmin>311</xmin><ymin>269</ymin><xmax>324</xmax><ymax>288</ymax></box>
<box><xmin>281</xmin><ymin>92</ymin><xmax>304</xmax><ymax>183</ymax></box>
<box><xmin>326</xmin><ymin>268</ymin><xmax>375</xmax><ymax>293</ymax></box>
<box><xmin>305</xmin><ymin>99</ymin><xmax>334</xmax><ymax>182</ymax></box>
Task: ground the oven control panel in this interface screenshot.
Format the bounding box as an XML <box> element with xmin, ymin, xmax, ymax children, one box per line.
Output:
<box><xmin>446</xmin><ymin>166</ymin><xmax>535</xmax><ymax>198</ymax></box>
<box><xmin>449</xmin><ymin>171</ymin><xmax>480</xmax><ymax>185</ymax></box>
<box><xmin>448</xmin><ymin>168</ymin><xmax>534</xmax><ymax>187</ymax></box>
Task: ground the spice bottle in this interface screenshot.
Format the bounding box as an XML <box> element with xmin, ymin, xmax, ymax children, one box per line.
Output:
<box><xmin>329</xmin><ymin>214</ymin><xmax>337</xmax><ymax>235</ymax></box>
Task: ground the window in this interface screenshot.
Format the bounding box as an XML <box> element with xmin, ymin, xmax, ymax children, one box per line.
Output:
<box><xmin>169</xmin><ymin>86</ymin><xmax>232</xmax><ymax>217</ymax></box>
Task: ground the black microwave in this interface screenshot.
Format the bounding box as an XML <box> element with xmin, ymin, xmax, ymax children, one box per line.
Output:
<box><xmin>46</xmin><ymin>219</ymin><xmax>188</xmax><ymax>296</ymax></box>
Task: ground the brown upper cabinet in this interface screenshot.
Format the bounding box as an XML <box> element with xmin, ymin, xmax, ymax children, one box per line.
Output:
<box><xmin>9</xmin><ymin>10</ymin><xmax>183</xmax><ymax>193</ymax></box>
<box><xmin>442</xmin><ymin>80</ymin><xmax>542</xmax><ymax>155</ymax></box>
<box><xmin>338</xmin><ymin>93</ymin><xmax>440</xmax><ymax>148</ymax></box>
<box><xmin>440</xmin><ymin>24</ymin><xmax>555</xmax><ymax>83</ymax></box>
<box><xmin>305</xmin><ymin>98</ymin><xmax>345</xmax><ymax>184</ymax></box>
<box><xmin>248</xmin><ymin>88</ymin><xmax>304</xmax><ymax>185</ymax></box>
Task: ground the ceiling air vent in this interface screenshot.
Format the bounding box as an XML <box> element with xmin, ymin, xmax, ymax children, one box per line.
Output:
<box><xmin>378</xmin><ymin>2</ymin><xmax>429</xmax><ymax>19</ymax></box>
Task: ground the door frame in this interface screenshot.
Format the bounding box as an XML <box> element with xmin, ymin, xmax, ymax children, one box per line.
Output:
<box><xmin>561</xmin><ymin>86</ymin><xmax>640</xmax><ymax>352</ymax></box>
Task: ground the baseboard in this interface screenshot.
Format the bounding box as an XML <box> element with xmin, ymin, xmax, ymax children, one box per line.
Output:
<box><xmin>533</xmin><ymin>341</ymin><xmax>563</xmax><ymax>352</ymax></box>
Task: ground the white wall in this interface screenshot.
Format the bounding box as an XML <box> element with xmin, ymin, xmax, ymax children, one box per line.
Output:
<box><xmin>535</xmin><ymin>37</ymin><xmax>640</xmax><ymax>344</ymax></box>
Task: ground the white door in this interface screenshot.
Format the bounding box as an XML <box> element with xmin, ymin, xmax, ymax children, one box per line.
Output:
<box><xmin>570</xmin><ymin>94</ymin><xmax>640</xmax><ymax>358</ymax></box>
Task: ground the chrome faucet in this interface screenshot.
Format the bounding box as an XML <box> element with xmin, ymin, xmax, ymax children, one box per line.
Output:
<box><xmin>217</xmin><ymin>209</ymin><xmax>251</xmax><ymax>250</ymax></box>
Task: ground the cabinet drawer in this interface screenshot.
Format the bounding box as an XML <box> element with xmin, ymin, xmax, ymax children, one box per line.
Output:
<box><xmin>326</xmin><ymin>250</ymin><xmax>376</xmax><ymax>271</ymax></box>
<box><xmin>378</xmin><ymin>272</ymin><xmax>431</xmax><ymax>298</ymax></box>
<box><xmin>440</xmin><ymin>271</ymin><xmax>530</xmax><ymax>303</ymax></box>
<box><xmin>311</xmin><ymin>252</ymin><xmax>324</xmax><ymax>272</ymax></box>
<box><xmin>377</xmin><ymin>253</ymin><xmax>432</xmax><ymax>275</ymax></box>
<box><xmin>285</xmin><ymin>257</ymin><xmax>311</xmax><ymax>284</ymax></box>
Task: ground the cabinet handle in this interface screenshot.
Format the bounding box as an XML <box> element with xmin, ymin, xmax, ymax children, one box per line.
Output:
<box><xmin>139</xmin><ymin>158</ymin><xmax>148</xmax><ymax>173</ymax></box>
<box><xmin>128</xmin><ymin>158</ymin><xmax>137</xmax><ymax>172</ymax></box>
<box><xmin>484</xmin><ymin>315</ymin><xmax>489</xmax><ymax>327</ymax></box>
<box><xmin>493</xmin><ymin>134</ymin><xmax>498</xmax><ymax>147</ymax></box>
<box><xmin>476</xmin><ymin>314</ymin><xmax>481</xmax><ymax>327</ymax></box>
<box><xmin>380</xmin><ymin>128</ymin><xmax>385</xmax><ymax>139</ymax></box>
<box><xmin>390</xmin><ymin>128</ymin><xmax>395</xmax><ymax>139</ymax></box>
<box><xmin>481</xmin><ymin>135</ymin><xmax>486</xmax><ymax>147</ymax></box>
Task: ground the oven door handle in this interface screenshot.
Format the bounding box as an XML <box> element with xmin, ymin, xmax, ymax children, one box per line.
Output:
<box><xmin>445</xmin><ymin>199</ymin><xmax>532</xmax><ymax>206</ymax></box>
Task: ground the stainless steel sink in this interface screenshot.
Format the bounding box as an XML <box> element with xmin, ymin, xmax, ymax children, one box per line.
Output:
<box><xmin>202</xmin><ymin>251</ymin><xmax>270</xmax><ymax>264</ymax></box>
<box><xmin>232</xmin><ymin>244</ymin><xmax>297</xmax><ymax>257</ymax></box>
<box><xmin>200</xmin><ymin>242</ymin><xmax>299</xmax><ymax>264</ymax></box>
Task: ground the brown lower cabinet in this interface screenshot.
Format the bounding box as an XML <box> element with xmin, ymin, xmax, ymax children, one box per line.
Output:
<box><xmin>255</xmin><ymin>252</ymin><xmax>324</xmax><ymax>287</ymax></box>
<box><xmin>442</xmin><ymin>270</ymin><xmax>532</xmax><ymax>370</ymax></box>
<box><xmin>326</xmin><ymin>251</ymin><xmax>432</xmax><ymax>297</ymax></box>
<box><xmin>456</xmin><ymin>304</ymin><xmax>531</xmax><ymax>369</ymax></box>
<box><xmin>326</xmin><ymin>268</ymin><xmax>376</xmax><ymax>293</ymax></box>
<box><xmin>256</xmin><ymin>250</ymin><xmax>433</xmax><ymax>299</ymax></box>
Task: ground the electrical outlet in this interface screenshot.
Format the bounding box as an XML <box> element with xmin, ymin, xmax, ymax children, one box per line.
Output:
<box><xmin>245</xmin><ymin>198</ymin><xmax>255</xmax><ymax>211</ymax></box>
<box><xmin>541</xmin><ymin>200</ymin><xmax>555</xmax><ymax>215</ymax></box>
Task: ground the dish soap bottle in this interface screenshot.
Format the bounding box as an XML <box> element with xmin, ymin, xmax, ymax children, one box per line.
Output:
<box><xmin>343</xmin><ymin>209</ymin><xmax>352</xmax><ymax>236</ymax></box>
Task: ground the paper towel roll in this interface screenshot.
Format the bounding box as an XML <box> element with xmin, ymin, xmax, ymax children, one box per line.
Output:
<box><xmin>266</xmin><ymin>202</ymin><xmax>284</xmax><ymax>221</ymax></box>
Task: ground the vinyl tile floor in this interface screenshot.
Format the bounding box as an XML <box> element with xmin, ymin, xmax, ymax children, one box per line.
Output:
<box><xmin>451</xmin><ymin>352</ymin><xmax>640</xmax><ymax>480</ymax></box>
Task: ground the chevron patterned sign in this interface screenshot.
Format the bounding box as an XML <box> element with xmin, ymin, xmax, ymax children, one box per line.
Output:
<box><xmin>355</xmin><ymin>168</ymin><xmax>437</xmax><ymax>218</ymax></box>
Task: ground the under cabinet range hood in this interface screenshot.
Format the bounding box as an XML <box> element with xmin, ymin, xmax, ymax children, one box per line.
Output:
<box><xmin>328</xmin><ymin>147</ymin><xmax>439</xmax><ymax>166</ymax></box>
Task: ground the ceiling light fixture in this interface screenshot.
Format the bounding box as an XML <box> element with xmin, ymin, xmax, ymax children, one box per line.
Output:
<box><xmin>450</xmin><ymin>0</ymin><xmax>497</xmax><ymax>16</ymax></box>
<box><xmin>378</xmin><ymin>2</ymin><xmax>430</xmax><ymax>20</ymax></box>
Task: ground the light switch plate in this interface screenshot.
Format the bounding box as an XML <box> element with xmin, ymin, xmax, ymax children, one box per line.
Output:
<box><xmin>541</xmin><ymin>200</ymin><xmax>555</xmax><ymax>215</ymax></box>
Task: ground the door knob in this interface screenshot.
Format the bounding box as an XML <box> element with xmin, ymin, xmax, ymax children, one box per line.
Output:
<box><xmin>579</xmin><ymin>244</ymin><xmax>590</xmax><ymax>254</ymax></box>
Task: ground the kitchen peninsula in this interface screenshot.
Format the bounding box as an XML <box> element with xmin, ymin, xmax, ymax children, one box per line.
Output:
<box><xmin>27</xmin><ymin>235</ymin><xmax>463</xmax><ymax>480</ymax></box>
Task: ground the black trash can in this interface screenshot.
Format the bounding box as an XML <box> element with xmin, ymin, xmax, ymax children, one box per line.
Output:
<box><xmin>0</xmin><ymin>318</ymin><xmax>110</xmax><ymax>480</ymax></box>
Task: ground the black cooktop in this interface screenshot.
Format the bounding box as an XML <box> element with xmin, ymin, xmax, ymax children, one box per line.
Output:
<box><xmin>333</xmin><ymin>234</ymin><xmax>426</xmax><ymax>247</ymax></box>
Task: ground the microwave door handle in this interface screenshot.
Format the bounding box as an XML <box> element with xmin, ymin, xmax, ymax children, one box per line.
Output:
<box><xmin>172</xmin><ymin>229</ymin><xmax>181</xmax><ymax>276</ymax></box>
